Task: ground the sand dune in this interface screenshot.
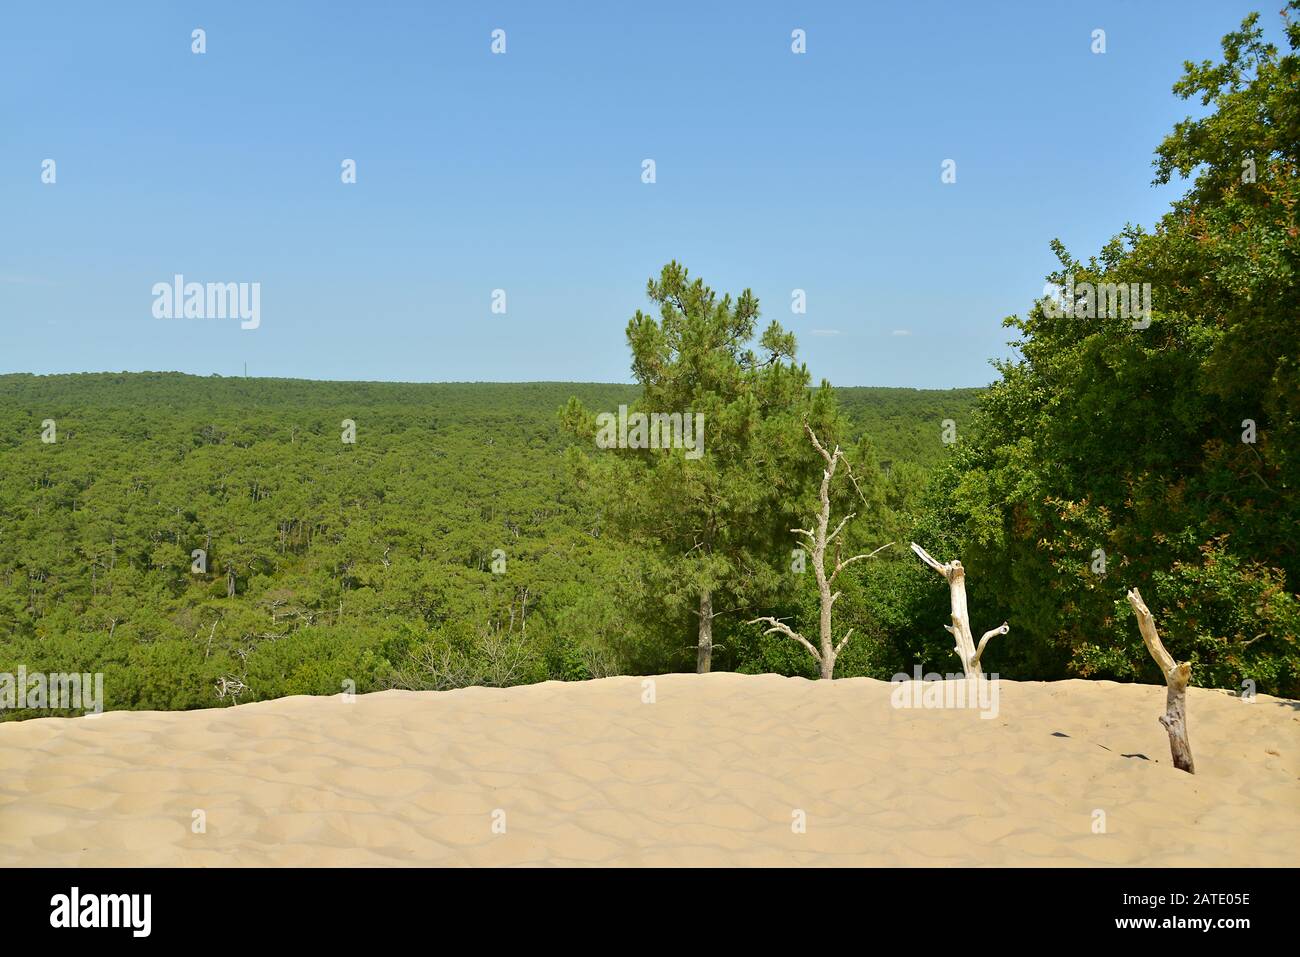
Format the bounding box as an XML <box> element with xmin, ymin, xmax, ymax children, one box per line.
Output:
<box><xmin>0</xmin><ymin>673</ymin><xmax>1296</xmax><ymax>866</ymax></box>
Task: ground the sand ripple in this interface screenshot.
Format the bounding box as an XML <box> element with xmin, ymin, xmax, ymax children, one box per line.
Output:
<box><xmin>0</xmin><ymin>674</ymin><xmax>1296</xmax><ymax>866</ymax></box>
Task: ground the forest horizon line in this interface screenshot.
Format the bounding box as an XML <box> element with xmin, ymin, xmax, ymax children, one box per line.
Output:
<box><xmin>0</xmin><ymin>370</ymin><xmax>997</xmax><ymax>393</ymax></box>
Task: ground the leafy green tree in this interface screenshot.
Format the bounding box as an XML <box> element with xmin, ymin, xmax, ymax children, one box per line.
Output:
<box><xmin>939</xmin><ymin>4</ymin><xmax>1300</xmax><ymax>694</ymax></box>
<box><xmin>566</xmin><ymin>262</ymin><xmax>815</xmax><ymax>672</ymax></box>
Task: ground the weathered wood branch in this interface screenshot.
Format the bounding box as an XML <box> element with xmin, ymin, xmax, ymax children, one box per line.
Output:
<box><xmin>833</xmin><ymin>540</ymin><xmax>894</xmax><ymax>581</ymax></box>
<box><xmin>826</xmin><ymin>513</ymin><xmax>855</xmax><ymax>546</ymax></box>
<box><xmin>748</xmin><ymin>615</ymin><xmax>822</xmax><ymax>664</ymax></box>
<box><xmin>971</xmin><ymin>622</ymin><xmax>1009</xmax><ymax>670</ymax></box>
<box><xmin>909</xmin><ymin>542</ymin><xmax>949</xmax><ymax>576</ymax></box>
<box><xmin>804</xmin><ymin>422</ymin><xmax>833</xmax><ymax>463</ymax></box>
<box><xmin>1126</xmin><ymin>588</ymin><xmax>1195</xmax><ymax>774</ymax></box>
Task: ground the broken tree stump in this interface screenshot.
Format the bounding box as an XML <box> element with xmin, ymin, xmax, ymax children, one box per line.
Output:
<box><xmin>910</xmin><ymin>543</ymin><xmax>1008</xmax><ymax>678</ymax></box>
<box><xmin>1126</xmin><ymin>587</ymin><xmax>1195</xmax><ymax>774</ymax></box>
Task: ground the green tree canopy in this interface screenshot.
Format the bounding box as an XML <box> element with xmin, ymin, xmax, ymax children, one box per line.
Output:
<box><xmin>941</xmin><ymin>4</ymin><xmax>1300</xmax><ymax>695</ymax></box>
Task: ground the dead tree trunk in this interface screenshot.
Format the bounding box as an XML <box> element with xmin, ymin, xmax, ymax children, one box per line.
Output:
<box><xmin>750</xmin><ymin>424</ymin><xmax>891</xmax><ymax>679</ymax></box>
<box><xmin>1126</xmin><ymin>588</ymin><xmax>1195</xmax><ymax>774</ymax></box>
<box><xmin>696</xmin><ymin>590</ymin><xmax>713</xmax><ymax>674</ymax></box>
<box><xmin>910</xmin><ymin>543</ymin><xmax>1007</xmax><ymax>678</ymax></box>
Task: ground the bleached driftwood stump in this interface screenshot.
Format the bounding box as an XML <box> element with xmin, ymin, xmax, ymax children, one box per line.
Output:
<box><xmin>910</xmin><ymin>542</ymin><xmax>1008</xmax><ymax>678</ymax></box>
<box><xmin>1125</xmin><ymin>588</ymin><xmax>1195</xmax><ymax>774</ymax></box>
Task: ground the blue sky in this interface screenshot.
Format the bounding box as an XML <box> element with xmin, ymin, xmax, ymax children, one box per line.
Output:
<box><xmin>0</xmin><ymin>1</ymin><xmax>1282</xmax><ymax>387</ymax></box>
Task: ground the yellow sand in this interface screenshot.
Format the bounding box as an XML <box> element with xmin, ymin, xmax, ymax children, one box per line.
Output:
<box><xmin>1</xmin><ymin>673</ymin><xmax>1296</xmax><ymax>866</ymax></box>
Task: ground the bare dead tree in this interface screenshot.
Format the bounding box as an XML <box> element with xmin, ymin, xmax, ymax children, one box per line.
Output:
<box><xmin>910</xmin><ymin>542</ymin><xmax>1007</xmax><ymax>678</ymax></box>
<box><xmin>750</xmin><ymin>423</ymin><xmax>893</xmax><ymax>679</ymax></box>
<box><xmin>203</xmin><ymin>617</ymin><xmax>221</xmax><ymax>660</ymax></box>
<box><xmin>1126</xmin><ymin>588</ymin><xmax>1195</xmax><ymax>773</ymax></box>
<box><xmin>399</xmin><ymin>622</ymin><xmax>536</xmax><ymax>691</ymax></box>
<box><xmin>214</xmin><ymin>675</ymin><xmax>247</xmax><ymax>704</ymax></box>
